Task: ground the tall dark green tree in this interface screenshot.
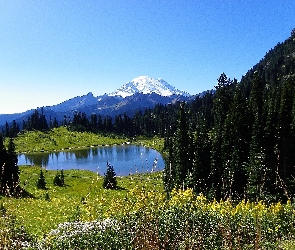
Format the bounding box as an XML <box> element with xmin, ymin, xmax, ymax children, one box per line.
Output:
<box><xmin>220</xmin><ymin>86</ymin><xmax>249</xmax><ymax>199</ymax></box>
<box><xmin>210</xmin><ymin>73</ymin><xmax>234</xmax><ymax>200</ymax></box>
<box><xmin>276</xmin><ymin>76</ymin><xmax>295</xmax><ymax>197</ymax></box>
<box><xmin>0</xmin><ymin>134</ymin><xmax>6</xmax><ymax>192</ymax></box>
<box><xmin>245</xmin><ymin>72</ymin><xmax>268</xmax><ymax>201</ymax></box>
<box><xmin>191</xmin><ymin>113</ymin><xmax>211</xmax><ymax>195</ymax></box>
<box><xmin>164</xmin><ymin>102</ymin><xmax>194</xmax><ymax>193</ymax></box>
<box><xmin>0</xmin><ymin>137</ymin><xmax>19</xmax><ymax>195</ymax></box>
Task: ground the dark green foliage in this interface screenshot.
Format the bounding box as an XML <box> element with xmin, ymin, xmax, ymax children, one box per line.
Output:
<box><xmin>103</xmin><ymin>162</ymin><xmax>117</xmax><ymax>189</ymax></box>
<box><xmin>37</xmin><ymin>169</ymin><xmax>46</xmax><ymax>189</ymax></box>
<box><xmin>45</xmin><ymin>192</ymin><xmax>50</xmax><ymax>201</ymax></box>
<box><xmin>164</xmin><ymin>102</ymin><xmax>196</xmax><ymax>193</ymax></box>
<box><xmin>4</xmin><ymin>120</ymin><xmax>20</xmax><ymax>138</ymax></box>
<box><xmin>0</xmin><ymin>136</ymin><xmax>19</xmax><ymax>195</ymax></box>
<box><xmin>163</xmin><ymin>29</ymin><xmax>295</xmax><ymax>201</ymax></box>
<box><xmin>53</xmin><ymin>170</ymin><xmax>65</xmax><ymax>187</ymax></box>
<box><xmin>23</xmin><ymin>109</ymin><xmax>49</xmax><ymax>131</ymax></box>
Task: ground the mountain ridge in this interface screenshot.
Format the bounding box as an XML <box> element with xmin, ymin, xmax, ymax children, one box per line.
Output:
<box><xmin>0</xmin><ymin>76</ymin><xmax>192</xmax><ymax>126</ymax></box>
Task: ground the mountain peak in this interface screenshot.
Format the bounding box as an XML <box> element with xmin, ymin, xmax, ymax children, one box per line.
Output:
<box><xmin>109</xmin><ymin>76</ymin><xmax>190</xmax><ymax>98</ymax></box>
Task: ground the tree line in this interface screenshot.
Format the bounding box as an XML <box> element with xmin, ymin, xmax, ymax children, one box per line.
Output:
<box><xmin>165</xmin><ymin>31</ymin><xmax>295</xmax><ymax>201</ymax></box>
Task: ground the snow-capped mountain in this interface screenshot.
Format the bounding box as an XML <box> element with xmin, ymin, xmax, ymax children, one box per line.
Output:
<box><xmin>109</xmin><ymin>76</ymin><xmax>190</xmax><ymax>98</ymax></box>
<box><xmin>0</xmin><ymin>76</ymin><xmax>192</xmax><ymax>126</ymax></box>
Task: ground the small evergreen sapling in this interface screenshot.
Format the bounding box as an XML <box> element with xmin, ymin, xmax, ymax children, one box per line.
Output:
<box><xmin>53</xmin><ymin>169</ymin><xmax>65</xmax><ymax>186</ymax></box>
<box><xmin>103</xmin><ymin>162</ymin><xmax>117</xmax><ymax>189</ymax></box>
<box><xmin>37</xmin><ymin>169</ymin><xmax>46</xmax><ymax>189</ymax></box>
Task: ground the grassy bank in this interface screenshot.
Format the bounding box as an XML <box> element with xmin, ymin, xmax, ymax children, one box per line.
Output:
<box><xmin>7</xmin><ymin>126</ymin><xmax>165</xmax><ymax>154</ymax></box>
<box><xmin>1</xmin><ymin>166</ymin><xmax>163</xmax><ymax>238</ymax></box>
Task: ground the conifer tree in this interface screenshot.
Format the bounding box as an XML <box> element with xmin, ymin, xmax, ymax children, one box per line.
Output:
<box><xmin>210</xmin><ymin>73</ymin><xmax>234</xmax><ymax>200</ymax></box>
<box><xmin>246</xmin><ymin>72</ymin><xmax>267</xmax><ymax>200</ymax></box>
<box><xmin>167</xmin><ymin>102</ymin><xmax>191</xmax><ymax>190</ymax></box>
<box><xmin>191</xmin><ymin>114</ymin><xmax>211</xmax><ymax>195</ymax></box>
<box><xmin>277</xmin><ymin>77</ymin><xmax>295</xmax><ymax>196</ymax></box>
<box><xmin>0</xmin><ymin>134</ymin><xmax>6</xmax><ymax>193</ymax></box>
<box><xmin>220</xmin><ymin>86</ymin><xmax>249</xmax><ymax>199</ymax></box>
<box><xmin>0</xmin><ymin>137</ymin><xmax>19</xmax><ymax>195</ymax></box>
<box><xmin>37</xmin><ymin>169</ymin><xmax>46</xmax><ymax>189</ymax></box>
<box><xmin>53</xmin><ymin>170</ymin><xmax>65</xmax><ymax>187</ymax></box>
<box><xmin>103</xmin><ymin>162</ymin><xmax>117</xmax><ymax>189</ymax></box>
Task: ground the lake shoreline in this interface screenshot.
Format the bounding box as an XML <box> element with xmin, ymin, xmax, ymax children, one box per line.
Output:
<box><xmin>18</xmin><ymin>144</ymin><xmax>165</xmax><ymax>176</ymax></box>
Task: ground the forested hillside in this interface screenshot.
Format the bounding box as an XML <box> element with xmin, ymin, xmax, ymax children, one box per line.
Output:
<box><xmin>165</xmin><ymin>30</ymin><xmax>295</xmax><ymax>201</ymax></box>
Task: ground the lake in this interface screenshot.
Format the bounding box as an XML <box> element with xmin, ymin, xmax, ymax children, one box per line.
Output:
<box><xmin>17</xmin><ymin>145</ymin><xmax>165</xmax><ymax>176</ymax></box>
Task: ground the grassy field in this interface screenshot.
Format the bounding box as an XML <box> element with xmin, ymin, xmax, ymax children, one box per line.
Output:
<box><xmin>8</xmin><ymin>126</ymin><xmax>165</xmax><ymax>154</ymax></box>
<box><xmin>1</xmin><ymin>166</ymin><xmax>164</xmax><ymax>238</ymax></box>
<box><xmin>1</xmin><ymin>166</ymin><xmax>295</xmax><ymax>249</ymax></box>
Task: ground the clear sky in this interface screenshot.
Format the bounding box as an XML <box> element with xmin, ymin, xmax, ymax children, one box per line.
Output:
<box><xmin>1</xmin><ymin>0</ymin><xmax>295</xmax><ymax>114</ymax></box>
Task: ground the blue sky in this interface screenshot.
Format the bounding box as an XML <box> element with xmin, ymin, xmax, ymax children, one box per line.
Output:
<box><xmin>1</xmin><ymin>0</ymin><xmax>295</xmax><ymax>114</ymax></box>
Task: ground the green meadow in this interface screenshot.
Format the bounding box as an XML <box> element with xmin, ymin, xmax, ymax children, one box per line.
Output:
<box><xmin>1</xmin><ymin>166</ymin><xmax>163</xmax><ymax>237</ymax></box>
<box><xmin>1</xmin><ymin>128</ymin><xmax>295</xmax><ymax>249</ymax></box>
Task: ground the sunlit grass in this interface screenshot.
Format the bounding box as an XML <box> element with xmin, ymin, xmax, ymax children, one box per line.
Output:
<box><xmin>7</xmin><ymin>127</ymin><xmax>128</xmax><ymax>154</ymax></box>
<box><xmin>2</xmin><ymin>166</ymin><xmax>295</xmax><ymax>248</ymax></box>
<box><xmin>6</xmin><ymin>126</ymin><xmax>165</xmax><ymax>154</ymax></box>
<box><xmin>2</xmin><ymin>166</ymin><xmax>164</xmax><ymax>238</ymax></box>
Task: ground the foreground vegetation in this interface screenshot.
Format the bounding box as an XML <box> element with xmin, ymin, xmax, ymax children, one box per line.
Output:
<box><xmin>1</xmin><ymin>166</ymin><xmax>163</xmax><ymax>237</ymax></box>
<box><xmin>1</xmin><ymin>166</ymin><xmax>295</xmax><ymax>249</ymax></box>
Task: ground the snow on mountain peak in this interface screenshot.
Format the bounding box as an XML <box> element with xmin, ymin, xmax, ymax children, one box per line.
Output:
<box><xmin>109</xmin><ymin>76</ymin><xmax>190</xmax><ymax>98</ymax></box>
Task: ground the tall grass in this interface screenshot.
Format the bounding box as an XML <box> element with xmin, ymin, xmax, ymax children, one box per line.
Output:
<box><xmin>28</xmin><ymin>188</ymin><xmax>295</xmax><ymax>249</ymax></box>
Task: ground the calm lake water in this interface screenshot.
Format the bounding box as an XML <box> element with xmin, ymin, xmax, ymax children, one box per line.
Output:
<box><xmin>17</xmin><ymin>145</ymin><xmax>165</xmax><ymax>176</ymax></box>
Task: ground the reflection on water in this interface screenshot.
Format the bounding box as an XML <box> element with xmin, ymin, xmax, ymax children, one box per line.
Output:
<box><xmin>18</xmin><ymin>145</ymin><xmax>165</xmax><ymax>176</ymax></box>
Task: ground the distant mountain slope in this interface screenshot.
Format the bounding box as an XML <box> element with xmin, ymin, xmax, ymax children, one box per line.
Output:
<box><xmin>50</xmin><ymin>92</ymin><xmax>99</xmax><ymax>113</ymax></box>
<box><xmin>0</xmin><ymin>76</ymin><xmax>191</xmax><ymax>126</ymax></box>
<box><xmin>240</xmin><ymin>29</ymin><xmax>295</xmax><ymax>94</ymax></box>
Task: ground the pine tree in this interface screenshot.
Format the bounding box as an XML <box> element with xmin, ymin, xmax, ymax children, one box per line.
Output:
<box><xmin>166</xmin><ymin>102</ymin><xmax>191</xmax><ymax>191</ymax></box>
<box><xmin>6</xmin><ymin>138</ymin><xmax>19</xmax><ymax>188</ymax></box>
<box><xmin>53</xmin><ymin>170</ymin><xmax>65</xmax><ymax>187</ymax></box>
<box><xmin>220</xmin><ymin>86</ymin><xmax>249</xmax><ymax>199</ymax></box>
<box><xmin>37</xmin><ymin>169</ymin><xmax>46</xmax><ymax>189</ymax></box>
<box><xmin>246</xmin><ymin>72</ymin><xmax>268</xmax><ymax>201</ymax></box>
<box><xmin>0</xmin><ymin>134</ymin><xmax>6</xmax><ymax>193</ymax></box>
<box><xmin>210</xmin><ymin>73</ymin><xmax>234</xmax><ymax>200</ymax></box>
<box><xmin>276</xmin><ymin>76</ymin><xmax>295</xmax><ymax>198</ymax></box>
<box><xmin>0</xmin><ymin>137</ymin><xmax>19</xmax><ymax>195</ymax></box>
<box><xmin>60</xmin><ymin>169</ymin><xmax>65</xmax><ymax>186</ymax></box>
<box><xmin>191</xmin><ymin>115</ymin><xmax>211</xmax><ymax>195</ymax></box>
<box><xmin>103</xmin><ymin>162</ymin><xmax>117</xmax><ymax>189</ymax></box>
